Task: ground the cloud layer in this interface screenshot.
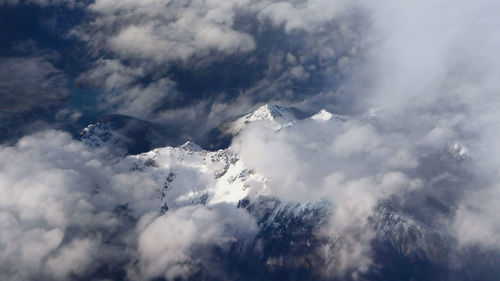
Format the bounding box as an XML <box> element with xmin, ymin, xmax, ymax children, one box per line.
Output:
<box><xmin>0</xmin><ymin>131</ymin><xmax>259</xmax><ymax>280</ymax></box>
<box><xmin>2</xmin><ymin>0</ymin><xmax>500</xmax><ymax>280</ymax></box>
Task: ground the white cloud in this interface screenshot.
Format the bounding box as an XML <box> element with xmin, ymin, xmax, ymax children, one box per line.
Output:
<box><xmin>0</xmin><ymin>131</ymin><xmax>118</xmax><ymax>280</ymax></box>
<box><xmin>331</xmin><ymin>123</ymin><xmax>379</xmax><ymax>156</ymax></box>
<box><xmin>45</xmin><ymin>238</ymin><xmax>99</xmax><ymax>279</ymax></box>
<box><xmin>230</xmin><ymin>115</ymin><xmax>427</xmax><ymax>276</ymax></box>
<box><xmin>86</xmin><ymin>0</ymin><xmax>256</xmax><ymax>64</ymax></box>
<box><xmin>131</xmin><ymin>205</ymin><xmax>257</xmax><ymax>280</ymax></box>
<box><xmin>5</xmin><ymin>0</ymin><xmax>500</xmax><ymax>278</ymax></box>
<box><xmin>256</xmin><ymin>0</ymin><xmax>353</xmax><ymax>33</ymax></box>
<box><xmin>72</xmin><ymin>0</ymin><xmax>361</xmax><ymax>122</ymax></box>
<box><xmin>350</xmin><ymin>0</ymin><xmax>500</xmax><ymax>251</ymax></box>
<box><xmin>0</xmin><ymin>130</ymin><xmax>260</xmax><ymax>280</ymax></box>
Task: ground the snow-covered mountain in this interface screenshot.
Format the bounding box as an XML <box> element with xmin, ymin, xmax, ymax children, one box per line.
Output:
<box><xmin>221</xmin><ymin>104</ymin><xmax>308</xmax><ymax>135</ymax></box>
<box><xmin>310</xmin><ymin>109</ymin><xmax>349</xmax><ymax>122</ymax></box>
<box><xmin>79</xmin><ymin>106</ymin><xmax>350</xmax><ymax>213</ymax></box>
<box><xmin>80</xmin><ymin>114</ymin><xmax>166</xmax><ymax>155</ymax></box>
<box><xmin>205</xmin><ymin>104</ymin><xmax>338</xmax><ymax>149</ymax></box>
<box><xmin>123</xmin><ymin>140</ymin><xmax>267</xmax><ymax>212</ymax></box>
<box><xmin>79</xmin><ymin>105</ymin><xmax>349</xmax><ymax>215</ymax></box>
<box><xmin>77</xmin><ymin>106</ymin><xmax>490</xmax><ymax>281</ymax></box>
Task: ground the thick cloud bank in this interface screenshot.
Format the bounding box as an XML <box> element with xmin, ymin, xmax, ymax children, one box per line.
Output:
<box><xmin>0</xmin><ymin>131</ymin><xmax>258</xmax><ymax>280</ymax></box>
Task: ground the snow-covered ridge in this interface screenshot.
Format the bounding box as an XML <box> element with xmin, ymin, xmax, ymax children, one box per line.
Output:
<box><xmin>80</xmin><ymin>114</ymin><xmax>163</xmax><ymax>154</ymax></box>
<box><xmin>229</xmin><ymin>104</ymin><xmax>304</xmax><ymax>133</ymax></box>
<box><xmin>76</xmin><ymin>106</ymin><xmax>487</xmax><ymax>280</ymax></box>
<box><xmin>243</xmin><ymin>104</ymin><xmax>298</xmax><ymax>123</ymax></box>
<box><xmin>179</xmin><ymin>141</ymin><xmax>202</xmax><ymax>151</ymax></box>
<box><xmin>228</xmin><ymin>105</ymin><xmax>350</xmax><ymax>135</ymax></box>
<box><xmin>81</xmin><ymin>121</ymin><xmax>122</xmax><ymax>148</ymax></box>
<box><xmin>79</xmin><ymin>106</ymin><xmax>350</xmax><ymax>214</ymax></box>
<box><xmin>311</xmin><ymin>109</ymin><xmax>333</xmax><ymax>121</ymax></box>
<box><xmin>124</xmin><ymin>142</ymin><xmax>267</xmax><ymax>212</ymax></box>
<box><xmin>113</xmin><ymin>106</ymin><xmax>352</xmax><ymax>213</ymax></box>
<box><xmin>205</xmin><ymin>105</ymin><xmax>349</xmax><ymax>151</ymax></box>
<box><xmin>311</xmin><ymin>109</ymin><xmax>349</xmax><ymax>122</ymax></box>
<box><xmin>79</xmin><ymin>107</ymin><xmax>352</xmax><ymax>213</ymax></box>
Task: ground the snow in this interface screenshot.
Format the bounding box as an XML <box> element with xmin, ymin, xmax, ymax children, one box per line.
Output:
<box><xmin>80</xmin><ymin>122</ymin><xmax>127</xmax><ymax>148</ymax></box>
<box><xmin>80</xmin><ymin>106</ymin><xmax>456</xmax><ymax>217</ymax></box>
<box><xmin>180</xmin><ymin>141</ymin><xmax>202</xmax><ymax>151</ymax></box>
<box><xmin>126</xmin><ymin>143</ymin><xmax>267</xmax><ymax>211</ymax></box>
<box><xmin>449</xmin><ymin>143</ymin><xmax>469</xmax><ymax>159</ymax></box>
<box><xmin>311</xmin><ymin>109</ymin><xmax>349</xmax><ymax>122</ymax></box>
<box><xmin>78</xmin><ymin>106</ymin><xmax>353</xmax><ymax>213</ymax></box>
<box><xmin>229</xmin><ymin>104</ymin><xmax>301</xmax><ymax>133</ymax></box>
<box><xmin>311</xmin><ymin>109</ymin><xmax>333</xmax><ymax>121</ymax></box>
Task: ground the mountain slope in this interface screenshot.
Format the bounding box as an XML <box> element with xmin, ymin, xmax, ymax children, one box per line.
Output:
<box><xmin>204</xmin><ymin>105</ymin><xmax>335</xmax><ymax>150</ymax></box>
<box><xmin>80</xmin><ymin>114</ymin><xmax>166</xmax><ymax>155</ymax></box>
<box><xmin>76</xmin><ymin>108</ymin><xmax>496</xmax><ymax>281</ymax></box>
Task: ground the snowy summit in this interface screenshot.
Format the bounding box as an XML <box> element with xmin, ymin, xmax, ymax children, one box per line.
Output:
<box><xmin>229</xmin><ymin>104</ymin><xmax>305</xmax><ymax>133</ymax></box>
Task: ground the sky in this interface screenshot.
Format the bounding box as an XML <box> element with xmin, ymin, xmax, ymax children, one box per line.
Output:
<box><xmin>1</xmin><ymin>0</ymin><xmax>500</xmax><ymax>280</ymax></box>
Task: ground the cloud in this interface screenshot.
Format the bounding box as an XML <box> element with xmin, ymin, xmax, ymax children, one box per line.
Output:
<box><xmin>0</xmin><ymin>57</ymin><xmax>70</xmax><ymax>142</ymax></box>
<box><xmin>3</xmin><ymin>0</ymin><xmax>500</xmax><ymax>279</ymax></box>
<box><xmin>0</xmin><ymin>130</ymin><xmax>261</xmax><ymax>280</ymax></box>
<box><xmin>351</xmin><ymin>0</ymin><xmax>500</xmax><ymax>252</ymax></box>
<box><xmin>230</xmin><ymin>116</ymin><xmax>425</xmax><ymax>276</ymax></box>
<box><xmin>130</xmin><ymin>205</ymin><xmax>257</xmax><ymax>280</ymax></box>
<box><xmin>84</xmin><ymin>0</ymin><xmax>256</xmax><ymax>65</ymax></box>
<box><xmin>226</xmin><ymin>0</ymin><xmax>500</xmax><ymax>263</ymax></box>
<box><xmin>69</xmin><ymin>0</ymin><xmax>363</xmax><ymax>140</ymax></box>
<box><xmin>256</xmin><ymin>0</ymin><xmax>353</xmax><ymax>33</ymax></box>
<box><xmin>0</xmin><ymin>131</ymin><xmax>118</xmax><ymax>280</ymax></box>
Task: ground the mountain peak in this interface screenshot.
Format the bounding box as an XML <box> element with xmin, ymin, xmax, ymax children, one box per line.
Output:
<box><xmin>311</xmin><ymin>109</ymin><xmax>333</xmax><ymax>121</ymax></box>
<box><xmin>247</xmin><ymin>104</ymin><xmax>293</xmax><ymax>121</ymax></box>
<box><xmin>311</xmin><ymin>109</ymin><xmax>349</xmax><ymax>122</ymax></box>
<box><xmin>227</xmin><ymin>104</ymin><xmax>305</xmax><ymax>133</ymax></box>
<box><xmin>80</xmin><ymin>114</ymin><xmax>165</xmax><ymax>155</ymax></box>
<box><xmin>180</xmin><ymin>141</ymin><xmax>202</xmax><ymax>151</ymax></box>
